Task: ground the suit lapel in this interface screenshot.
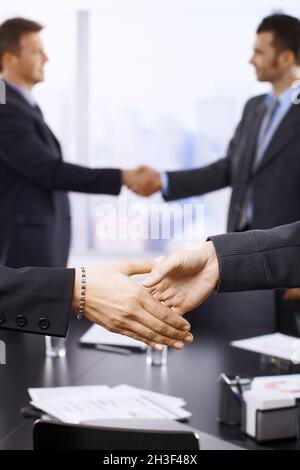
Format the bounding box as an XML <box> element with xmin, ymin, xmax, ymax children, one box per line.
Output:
<box><xmin>253</xmin><ymin>103</ymin><xmax>300</xmax><ymax>174</ymax></box>
<box><xmin>40</xmin><ymin>121</ymin><xmax>62</xmax><ymax>154</ymax></box>
<box><xmin>5</xmin><ymin>82</ymin><xmax>62</xmax><ymax>156</ymax></box>
<box><xmin>30</xmin><ymin>111</ymin><xmax>62</xmax><ymax>156</ymax></box>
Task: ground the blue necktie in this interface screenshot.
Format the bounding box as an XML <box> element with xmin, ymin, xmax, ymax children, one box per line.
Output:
<box><xmin>238</xmin><ymin>96</ymin><xmax>279</xmax><ymax>230</ymax></box>
<box><xmin>252</xmin><ymin>96</ymin><xmax>279</xmax><ymax>170</ymax></box>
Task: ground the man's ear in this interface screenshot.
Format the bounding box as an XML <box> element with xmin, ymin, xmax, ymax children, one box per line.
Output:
<box><xmin>280</xmin><ymin>49</ymin><xmax>296</xmax><ymax>67</ymax></box>
<box><xmin>2</xmin><ymin>50</ymin><xmax>19</xmax><ymax>70</ymax></box>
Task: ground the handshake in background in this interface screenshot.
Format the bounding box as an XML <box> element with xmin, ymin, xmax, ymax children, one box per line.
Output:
<box><xmin>122</xmin><ymin>166</ymin><xmax>162</xmax><ymax>197</ymax></box>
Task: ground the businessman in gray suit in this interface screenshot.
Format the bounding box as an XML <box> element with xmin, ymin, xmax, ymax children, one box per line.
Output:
<box><xmin>140</xmin><ymin>14</ymin><xmax>300</xmax><ymax>325</ymax></box>
<box><xmin>141</xmin><ymin>14</ymin><xmax>300</xmax><ymax>234</ymax></box>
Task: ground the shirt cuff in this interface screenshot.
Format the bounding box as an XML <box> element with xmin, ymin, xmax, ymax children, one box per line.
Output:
<box><xmin>161</xmin><ymin>172</ymin><xmax>169</xmax><ymax>197</ymax></box>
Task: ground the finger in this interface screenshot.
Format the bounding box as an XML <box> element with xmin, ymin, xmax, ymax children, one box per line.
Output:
<box><xmin>151</xmin><ymin>289</ymin><xmax>173</xmax><ymax>303</ymax></box>
<box><xmin>130</xmin><ymin>186</ymin><xmax>143</xmax><ymax>195</ymax></box>
<box><xmin>134</xmin><ymin>187</ymin><xmax>155</xmax><ymax>197</ymax></box>
<box><xmin>84</xmin><ymin>309</ymin><xmax>170</xmax><ymax>350</ymax></box>
<box><xmin>132</xmin><ymin>305</ymin><xmax>193</xmax><ymax>342</ymax></box>
<box><xmin>169</xmin><ymin>305</ymin><xmax>185</xmax><ymax>316</ymax></box>
<box><xmin>150</xmin><ymin>292</ymin><xmax>188</xmax><ymax>315</ymax></box>
<box><xmin>142</xmin><ymin>254</ymin><xmax>178</xmax><ymax>287</ymax></box>
<box><xmin>117</xmin><ymin>328</ymin><xmax>180</xmax><ymax>351</ymax></box>
<box><xmin>141</xmin><ymin>290</ymin><xmax>190</xmax><ymax>331</ymax></box>
<box><xmin>163</xmin><ymin>299</ymin><xmax>188</xmax><ymax>315</ymax></box>
<box><xmin>86</xmin><ymin>300</ymin><xmax>191</xmax><ymax>348</ymax></box>
<box><xmin>145</xmin><ymin>285</ymin><xmax>160</xmax><ymax>296</ymax></box>
<box><xmin>136</xmin><ymin>165</ymin><xmax>147</xmax><ymax>173</ymax></box>
<box><xmin>113</xmin><ymin>328</ymin><xmax>165</xmax><ymax>350</ymax></box>
<box><xmin>120</xmin><ymin>259</ymin><xmax>156</xmax><ymax>276</ymax></box>
<box><xmin>119</xmin><ymin>320</ymin><xmax>191</xmax><ymax>350</ymax></box>
<box><xmin>145</xmin><ymin>277</ymin><xmax>175</xmax><ymax>300</ymax></box>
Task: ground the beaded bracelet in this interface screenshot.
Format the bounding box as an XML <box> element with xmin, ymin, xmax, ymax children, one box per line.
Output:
<box><xmin>76</xmin><ymin>266</ymin><xmax>86</xmax><ymax>320</ymax></box>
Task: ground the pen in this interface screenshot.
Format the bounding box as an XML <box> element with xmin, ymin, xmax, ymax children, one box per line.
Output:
<box><xmin>220</xmin><ymin>373</ymin><xmax>241</xmax><ymax>403</ymax></box>
<box><xmin>235</xmin><ymin>375</ymin><xmax>244</xmax><ymax>399</ymax></box>
<box><xmin>94</xmin><ymin>344</ymin><xmax>132</xmax><ymax>355</ymax></box>
<box><xmin>220</xmin><ymin>373</ymin><xmax>232</xmax><ymax>386</ymax></box>
<box><xmin>220</xmin><ymin>373</ymin><xmax>238</xmax><ymax>393</ymax></box>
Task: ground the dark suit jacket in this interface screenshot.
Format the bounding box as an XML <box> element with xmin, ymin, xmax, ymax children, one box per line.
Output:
<box><xmin>164</xmin><ymin>95</ymin><xmax>300</xmax><ymax>232</ymax></box>
<box><xmin>0</xmin><ymin>81</ymin><xmax>122</xmax><ymax>268</ymax></box>
<box><xmin>209</xmin><ymin>220</ymin><xmax>300</xmax><ymax>293</ymax></box>
<box><xmin>0</xmin><ymin>265</ymin><xmax>74</xmax><ymax>336</ymax></box>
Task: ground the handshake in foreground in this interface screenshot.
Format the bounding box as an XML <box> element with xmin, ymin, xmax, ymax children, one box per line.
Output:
<box><xmin>7</xmin><ymin>221</ymin><xmax>298</xmax><ymax>352</ymax></box>
<box><xmin>76</xmin><ymin>219</ymin><xmax>300</xmax><ymax>350</ymax></box>
<box><xmin>73</xmin><ymin>241</ymin><xmax>220</xmax><ymax>351</ymax></box>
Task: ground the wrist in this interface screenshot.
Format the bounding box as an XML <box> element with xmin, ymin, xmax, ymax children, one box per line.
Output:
<box><xmin>154</xmin><ymin>172</ymin><xmax>162</xmax><ymax>191</ymax></box>
<box><xmin>204</xmin><ymin>241</ymin><xmax>219</xmax><ymax>290</ymax></box>
<box><xmin>122</xmin><ymin>170</ymin><xmax>132</xmax><ymax>187</ymax></box>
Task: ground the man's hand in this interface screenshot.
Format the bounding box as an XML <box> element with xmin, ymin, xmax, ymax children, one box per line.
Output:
<box><xmin>142</xmin><ymin>242</ymin><xmax>220</xmax><ymax>315</ymax></box>
<box><xmin>283</xmin><ymin>288</ymin><xmax>300</xmax><ymax>301</ymax></box>
<box><xmin>72</xmin><ymin>260</ymin><xmax>193</xmax><ymax>350</ymax></box>
<box><xmin>122</xmin><ymin>166</ymin><xmax>162</xmax><ymax>196</ymax></box>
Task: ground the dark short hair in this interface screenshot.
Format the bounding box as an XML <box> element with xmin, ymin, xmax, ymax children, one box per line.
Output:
<box><xmin>257</xmin><ymin>14</ymin><xmax>300</xmax><ymax>65</ymax></box>
<box><xmin>0</xmin><ymin>17</ymin><xmax>43</xmax><ymax>72</ymax></box>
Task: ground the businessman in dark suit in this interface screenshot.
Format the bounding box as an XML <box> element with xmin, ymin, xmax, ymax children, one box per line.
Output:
<box><xmin>0</xmin><ymin>18</ymin><xmax>157</xmax><ymax>268</ymax></box>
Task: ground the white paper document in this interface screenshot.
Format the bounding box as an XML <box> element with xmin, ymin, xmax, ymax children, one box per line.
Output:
<box><xmin>79</xmin><ymin>324</ymin><xmax>147</xmax><ymax>350</ymax></box>
<box><xmin>114</xmin><ymin>384</ymin><xmax>186</xmax><ymax>408</ymax></box>
<box><xmin>231</xmin><ymin>332</ymin><xmax>300</xmax><ymax>362</ymax></box>
<box><xmin>28</xmin><ymin>385</ymin><xmax>110</xmax><ymax>402</ymax></box>
<box><xmin>29</xmin><ymin>384</ymin><xmax>191</xmax><ymax>424</ymax></box>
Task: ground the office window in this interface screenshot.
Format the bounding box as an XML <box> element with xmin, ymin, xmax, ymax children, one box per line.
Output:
<box><xmin>2</xmin><ymin>1</ymin><xmax>300</xmax><ymax>261</ymax></box>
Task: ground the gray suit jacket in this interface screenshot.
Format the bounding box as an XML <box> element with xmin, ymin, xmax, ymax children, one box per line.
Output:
<box><xmin>209</xmin><ymin>220</ymin><xmax>300</xmax><ymax>292</ymax></box>
<box><xmin>165</xmin><ymin>95</ymin><xmax>300</xmax><ymax>232</ymax></box>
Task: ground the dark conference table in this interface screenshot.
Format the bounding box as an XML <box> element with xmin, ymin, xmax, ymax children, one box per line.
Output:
<box><xmin>0</xmin><ymin>289</ymin><xmax>300</xmax><ymax>451</ymax></box>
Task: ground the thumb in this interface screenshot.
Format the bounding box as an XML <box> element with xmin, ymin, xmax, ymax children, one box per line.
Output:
<box><xmin>120</xmin><ymin>259</ymin><xmax>156</xmax><ymax>276</ymax></box>
<box><xmin>142</xmin><ymin>254</ymin><xmax>177</xmax><ymax>287</ymax></box>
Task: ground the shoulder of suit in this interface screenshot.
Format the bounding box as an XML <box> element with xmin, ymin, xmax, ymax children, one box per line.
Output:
<box><xmin>0</xmin><ymin>88</ymin><xmax>35</xmax><ymax>119</ymax></box>
<box><xmin>244</xmin><ymin>94</ymin><xmax>267</xmax><ymax>110</ymax></box>
<box><xmin>1</xmin><ymin>82</ymin><xmax>32</xmax><ymax>110</ymax></box>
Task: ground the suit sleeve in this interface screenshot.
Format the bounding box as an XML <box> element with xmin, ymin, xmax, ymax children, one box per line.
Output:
<box><xmin>0</xmin><ymin>266</ymin><xmax>75</xmax><ymax>337</ymax></box>
<box><xmin>0</xmin><ymin>112</ymin><xmax>122</xmax><ymax>194</ymax></box>
<box><xmin>208</xmin><ymin>221</ymin><xmax>300</xmax><ymax>292</ymax></box>
<box><xmin>164</xmin><ymin>100</ymin><xmax>251</xmax><ymax>201</ymax></box>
